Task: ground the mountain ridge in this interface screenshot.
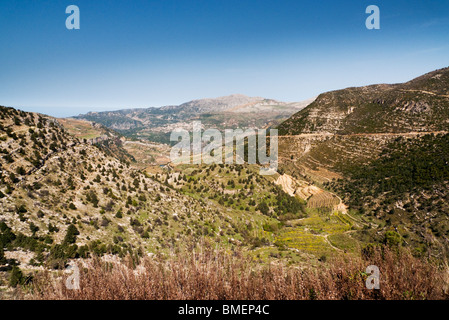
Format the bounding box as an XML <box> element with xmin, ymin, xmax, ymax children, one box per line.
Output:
<box><xmin>79</xmin><ymin>94</ymin><xmax>315</xmax><ymax>116</ymax></box>
<box><xmin>75</xmin><ymin>94</ymin><xmax>316</xmax><ymax>143</ymax></box>
<box><xmin>278</xmin><ymin>66</ymin><xmax>449</xmax><ymax>135</ymax></box>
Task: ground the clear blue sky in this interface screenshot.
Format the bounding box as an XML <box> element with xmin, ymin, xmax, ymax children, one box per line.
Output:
<box><xmin>1</xmin><ymin>0</ymin><xmax>448</xmax><ymax>117</ymax></box>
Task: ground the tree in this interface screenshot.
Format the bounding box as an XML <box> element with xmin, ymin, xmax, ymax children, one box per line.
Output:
<box><xmin>63</xmin><ymin>224</ymin><xmax>79</xmax><ymax>245</ymax></box>
<box><xmin>16</xmin><ymin>204</ymin><xmax>27</xmax><ymax>213</ymax></box>
<box><xmin>0</xmin><ymin>247</ymin><xmax>6</xmax><ymax>264</ymax></box>
<box><xmin>257</xmin><ymin>201</ymin><xmax>270</xmax><ymax>216</ymax></box>
<box><xmin>16</xmin><ymin>166</ymin><xmax>26</xmax><ymax>175</ymax></box>
<box><xmin>9</xmin><ymin>266</ymin><xmax>24</xmax><ymax>287</ymax></box>
<box><xmin>29</xmin><ymin>222</ymin><xmax>39</xmax><ymax>235</ymax></box>
<box><xmin>0</xmin><ymin>222</ymin><xmax>16</xmax><ymax>245</ymax></box>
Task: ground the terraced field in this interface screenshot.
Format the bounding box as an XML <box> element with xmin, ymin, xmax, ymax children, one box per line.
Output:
<box><xmin>300</xmin><ymin>135</ymin><xmax>387</xmax><ymax>172</ymax></box>
<box><xmin>280</xmin><ymin>134</ymin><xmax>403</xmax><ymax>179</ymax></box>
<box><xmin>327</xmin><ymin>233</ymin><xmax>360</xmax><ymax>253</ymax></box>
<box><xmin>58</xmin><ymin>118</ymin><xmax>105</xmax><ymax>140</ymax></box>
<box><xmin>279</xmin><ymin>131</ymin><xmax>448</xmax><ymax>183</ymax></box>
<box><xmin>306</xmin><ymin>191</ymin><xmax>340</xmax><ymax>209</ymax></box>
<box><xmin>275</xmin><ymin>229</ymin><xmax>330</xmax><ymax>254</ymax></box>
<box><xmin>275</xmin><ymin>210</ymin><xmax>357</xmax><ymax>257</ymax></box>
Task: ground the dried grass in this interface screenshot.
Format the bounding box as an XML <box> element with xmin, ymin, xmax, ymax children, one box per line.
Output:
<box><xmin>30</xmin><ymin>245</ymin><xmax>448</xmax><ymax>300</ymax></box>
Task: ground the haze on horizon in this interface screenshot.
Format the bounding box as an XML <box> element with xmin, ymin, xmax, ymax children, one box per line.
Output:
<box><xmin>1</xmin><ymin>0</ymin><xmax>449</xmax><ymax>118</ymax></box>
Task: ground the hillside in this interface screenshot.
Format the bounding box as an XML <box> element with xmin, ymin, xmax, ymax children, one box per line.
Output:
<box><xmin>0</xmin><ymin>106</ymin><xmax>290</xmax><ymax>275</ymax></box>
<box><xmin>327</xmin><ymin>133</ymin><xmax>449</xmax><ymax>258</ymax></box>
<box><xmin>277</xmin><ymin>67</ymin><xmax>449</xmax><ymax>259</ymax></box>
<box><xmin>279</xmin><ymin>67</ymin><xmax>449</xmax><ymax>135</ymax></box>
<box><xmin>277</xmin><ymin>67</ymin><xmax>449</xmax><ymax>181</ymax></box>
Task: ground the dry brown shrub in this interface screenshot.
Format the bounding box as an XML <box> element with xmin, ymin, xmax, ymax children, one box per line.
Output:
<box><xmin>30</xmin><ymin>245</ymin><xmax>448</xmax><ymax>300</ymax></box>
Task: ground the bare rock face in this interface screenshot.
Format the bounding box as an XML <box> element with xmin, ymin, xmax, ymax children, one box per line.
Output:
<box><xmin>396</xmin><ymin>101</ymin><xmax>432</xmax><ymax>114</ymax></box>
<box><xmin>173</xmin><ymin>94</ymin><xmax>264</xmax><ymax>113</ymax></box>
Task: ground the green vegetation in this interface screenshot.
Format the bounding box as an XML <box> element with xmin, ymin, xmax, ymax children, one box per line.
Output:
<box><xmin>328</xmin><ymin>133</ymin><xmax>449</xmax><ymax>257</ymax></box>
<box><xmin>334</xmin><ymin>134</ymin><xmax>449</xmax><ymax>201</ymax></box>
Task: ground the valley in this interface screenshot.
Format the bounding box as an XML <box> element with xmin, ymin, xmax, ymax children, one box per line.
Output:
<box><xmin>1</xmin><ymin>67</ymin><xmax>449</xmax><ymax>299</ymax></box>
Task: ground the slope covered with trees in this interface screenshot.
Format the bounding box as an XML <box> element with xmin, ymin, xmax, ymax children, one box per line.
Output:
<box><xmin>327</xmin><ymin>133</ymin><xmax>449</xmax><ymax>257</ymax></box>
<box><xmin>0</xmin><ymin>106</ymin><xmax>283</xmax><ymax>276</ymax></box>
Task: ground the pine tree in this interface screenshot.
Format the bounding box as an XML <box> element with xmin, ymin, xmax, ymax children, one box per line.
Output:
<box><xmin>63</xmin><ymin>224</ymin><xmax>80</xmax><ymax>245</ymax></box>
<box><xmin>0</xmin><ymin>247</ymin><xmax>6</xmax><ymax>264</ymax></box>
<box><xmin>9</xmin><ymin>266</ymin><xmax>24</xmax><ymax>287</ymax></box>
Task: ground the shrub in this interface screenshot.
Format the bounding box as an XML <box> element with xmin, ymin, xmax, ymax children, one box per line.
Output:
<box><xmin>16</xmin><ymin>166</ymin><xmax>26</xmax><ymax>175</ymax></box>
<box><xmin>384</xmin><ymin>231</ymin><xmax>402</xmax><ymax>247</ymax></box>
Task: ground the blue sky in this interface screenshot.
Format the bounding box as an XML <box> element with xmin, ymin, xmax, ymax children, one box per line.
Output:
<box><xmin>0</xmin><ymin>0</ymin><xmax>448</xmax><ymax>117</ymax></box>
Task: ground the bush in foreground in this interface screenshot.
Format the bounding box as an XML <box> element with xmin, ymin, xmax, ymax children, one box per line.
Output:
<box><xmin>30</xmin><ymin>244</ymin><xmax>448</xmax><ymax>300</ymax></box>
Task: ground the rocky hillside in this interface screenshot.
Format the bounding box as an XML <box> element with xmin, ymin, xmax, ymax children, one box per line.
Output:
<box><xmin>0</xmin><ymin>106</ymin><xmax>284</xmax><ymax>273</ymax></box>
<box><xmin>279</xmin><ymin>67</ymin><xmax>449</xmax><ymax>135</ymax></box>
<box><xmin>277</xmin><ymin>67</ymin><xmax>449</xmax><ymax>181</ymax></box>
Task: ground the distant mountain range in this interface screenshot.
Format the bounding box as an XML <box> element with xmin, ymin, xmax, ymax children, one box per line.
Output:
<box><xmin>159</xmin><ymin>94</ymin><xmax>314</xmax><ymax>114</ymax></box>
<box><xmin>75</xmin><ymin>94</ymin><xmax>316</xmax><ymax>143</ymax></box>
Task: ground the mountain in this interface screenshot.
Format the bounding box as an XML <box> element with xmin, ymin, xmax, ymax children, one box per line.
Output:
<box><xmin>160</xmin><ymin>94</ymin><xmax>263</xmax><ymax>113</ymax></box>
<box><xmin>75</xmin><ymin>94</ymin><xmax>316</xmax><ymax>144</ymax></box>
<box><xmin>160</xmin><ymin>94</ymin><xmax>313</xmax><ymax>114</ymax></box>
<box><xmin>278</xmin><ymin>67</ymin><xmax>449</xmax><ymax>135</ymax></box>
<box><xmin>277</xmin><ymin>67</ymin><xmax>449</xmax><ymax>180</ymax></box>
